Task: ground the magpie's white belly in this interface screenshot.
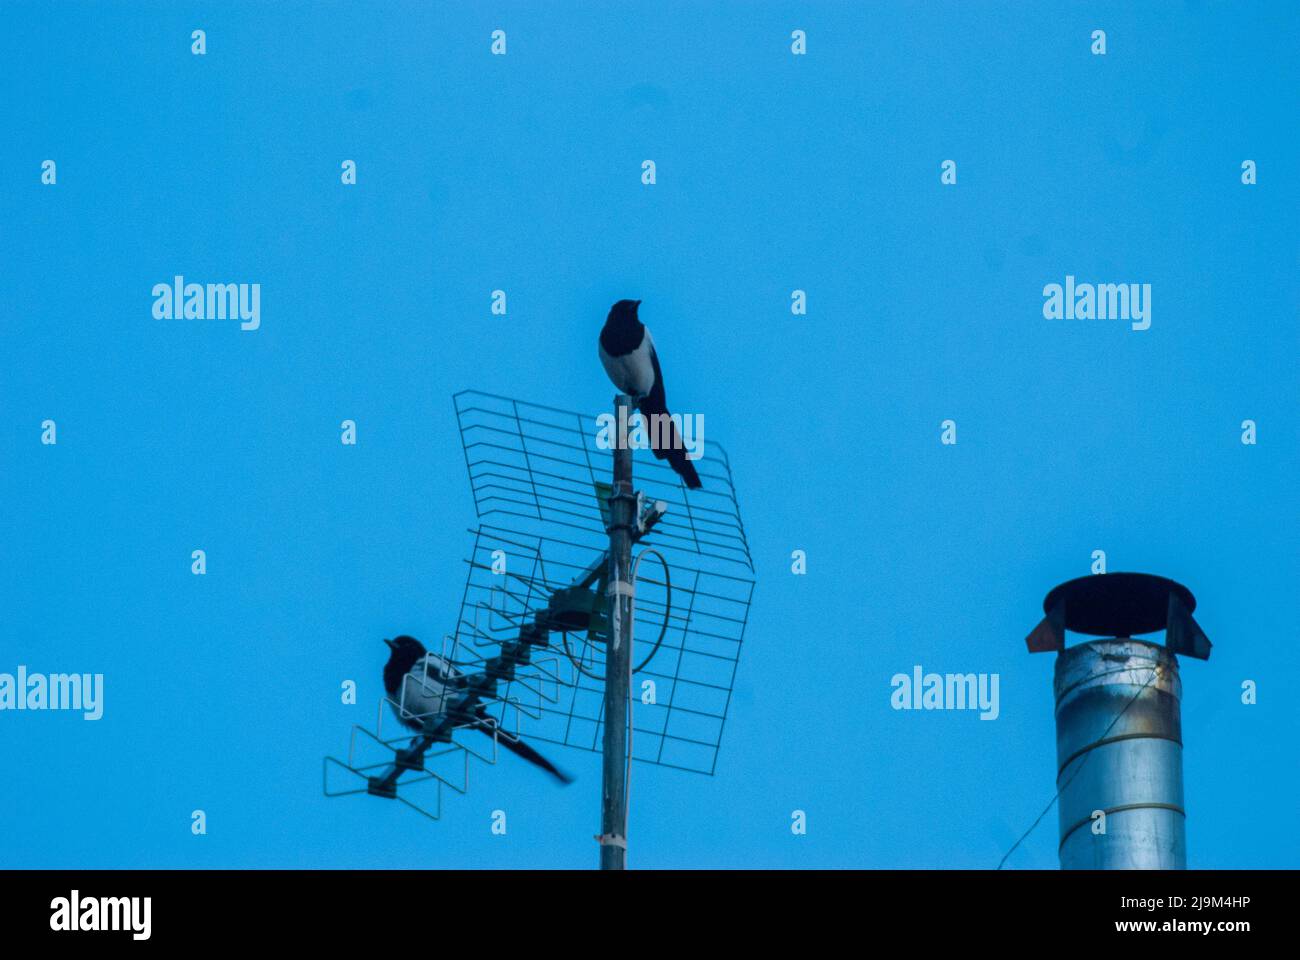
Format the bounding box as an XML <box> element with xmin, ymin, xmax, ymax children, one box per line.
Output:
<box><xmin>390</xmin><ymin>657</ymin><xmax>459</xmax><ymax>728</ymax></box>
<box><xmin>599</xmin><ymin>340</ymin><xmax>655</xmax><ymax>398</ymax></box>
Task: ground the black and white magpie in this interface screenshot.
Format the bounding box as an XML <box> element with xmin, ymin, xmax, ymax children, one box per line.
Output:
<box><xmin>382</xmin><ymin>636</ymin><xmax>572</xmax><ymax>784</ymax></box>
<box><xmin>598</xmin><ymin>299</ymin><xmax>703</xmax><ymax>489</ymax></box>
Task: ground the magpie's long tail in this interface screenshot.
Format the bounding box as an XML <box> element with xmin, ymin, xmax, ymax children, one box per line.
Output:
<box><xmin>636</xmin><ymin>397</ymin><xmax>703</xmax><ymax>489</ymax></box>
<box><xmin>478</xmin><ymin>726</ymin><xmax>573</xmax><ymax>784</ymax></box>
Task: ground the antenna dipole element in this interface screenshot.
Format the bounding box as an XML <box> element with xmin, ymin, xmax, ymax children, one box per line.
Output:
<box><xmin>599</xmin><ymin>394</ymin><xmax>635</xmax><ymax>869</ymax></box>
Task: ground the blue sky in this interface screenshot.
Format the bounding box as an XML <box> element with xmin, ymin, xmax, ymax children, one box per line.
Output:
<box><xmin>2</xmin><ymin>1</ymin><xmax>1296</xmax><ymax>868</ymax></box>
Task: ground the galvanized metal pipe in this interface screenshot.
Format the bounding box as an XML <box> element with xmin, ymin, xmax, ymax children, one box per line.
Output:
<box><xmin>600</xmin><ymin>394</ymin><xmax>634</xmax><ymax>870</ymax></box>
<box><xmin>1054</xmin><ymin>638</ymin><xmax>1186</xmax><ymax>869</ymax></box>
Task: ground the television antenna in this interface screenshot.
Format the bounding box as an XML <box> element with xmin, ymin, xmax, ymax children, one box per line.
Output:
<box><xmin>325</xmin><ymin>389</ymin><xmax>756</xmax><ymax>868</ymax></box>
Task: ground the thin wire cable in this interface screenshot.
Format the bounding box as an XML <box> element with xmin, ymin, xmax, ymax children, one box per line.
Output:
<box><xmin>618</xmin><ymin>547</ymin><xmax>672</xmax><ymax>858</ymax></box>
<box><xmin>559</xmin><ymin>547</ymin><xmax>672</xmax><ymax>682</ymax></box>
<box><xmin>996</xmin><ymin>662</ymin><xmax>1160</xmax><ymax>870</ymax></box>
<box><xmin>631</xmin><ymin>548</ymin><xmax>670</xmax><ymax>674</ymax></box>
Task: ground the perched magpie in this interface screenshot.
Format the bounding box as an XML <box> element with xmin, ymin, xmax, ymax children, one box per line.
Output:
<box><xmin>598</xmin><ymin>299</ymin><xmax>702</xmax><ymax>489</ymax></box>
<box><xmin>382</xmin><ymin>636</ymin><xmax>572</xmax><ymax>784</ymax></box>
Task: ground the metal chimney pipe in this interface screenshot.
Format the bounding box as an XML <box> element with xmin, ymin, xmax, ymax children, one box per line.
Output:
<box><xmin>1054</xmin><ymin>638</ymin><xmax>1184</xmax><ymax>869</ymax></box>
<box><xmin>1024</xmin><ymin>572</ymin><xmax>1211</xmax><ymax>870</ymax></box>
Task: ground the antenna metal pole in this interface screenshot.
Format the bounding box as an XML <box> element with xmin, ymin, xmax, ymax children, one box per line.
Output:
<box><xmin>599</xmin><ymin>393</ymin><xmax>634</xmax><ymax>869</ymax></box>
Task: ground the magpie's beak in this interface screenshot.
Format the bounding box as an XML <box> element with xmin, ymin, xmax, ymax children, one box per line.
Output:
<box><xmin>383</xmin><ymin>638</ymin><xmax>396</xmax><ymax>651</ymax></box>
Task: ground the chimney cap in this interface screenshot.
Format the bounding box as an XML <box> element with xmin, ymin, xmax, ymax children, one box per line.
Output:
<box><xmin>1043</xmin><ymin>572</ymin><xmax>1195</xmax><ymax>637</ymax></box>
